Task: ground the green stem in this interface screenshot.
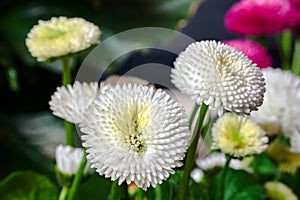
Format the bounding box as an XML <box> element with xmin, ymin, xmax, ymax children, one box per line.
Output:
<box><xmin>62</xmin><ymin>57</ymin><xmax>74</xmax><ymax>146</ymax></box>
<box><xmin>179</xmin><ymin>103</ymin><xmax>209</xmax><ymax>200</ymax></box>
<box><xmin>67</xmin><ymin>150</ymin><xmax>87</xmax><ymax>200</ymax></box>
<box><xmin>62</xmin><ymin>57</ymin><xmax>71</xmax><ymax>86</ymax></box>
<box><xmin>291</xmin><ymin>37</ymin><xmax>300</xmax><ymax>75</ymax></box>
<box><xmin>58</xmin><ymin>186</ymin><xmax>69</xmax><ymax>200</ymax></box>
<box><xmin>108</xmin><ymin>180</ymin><xmax>128</xmax><ymax>200</ymax></box>
<box><xmin>6</xmin><ymin>67</ymin><xmax>19</xmax><ymax>92</ymax></box>
<box><xmin>137</xmin><ymin>188</ymin><xmax>145</xmax><ymax>200</ymax></box>
<box><xmin>218</xmin><ymin>156</ymin><xmax>232</xmax><ymax>200</ymax></box>
<box><xmin>274</xmin><ymin>170</ymin><xmax>282</xmax><ymax>181</ymax></box>
<box><xmin>280</xmin><ymin>30</ymin><xmax>292</xmax><ymax>70</ymax></box>
<box><xmin>65</xmin><ymin>121</ymin><xmax>74</xmax><ymax>147</ymax></box>
<box><xmin>189</xmin><ymin>103</ymin><xmax>200</xmax><ymax>127</ymax></box>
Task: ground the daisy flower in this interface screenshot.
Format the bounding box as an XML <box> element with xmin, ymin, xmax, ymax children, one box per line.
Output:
<box><xmin>80</xmin><ymin>84</ymin><xmax>190</xmax><ymax>190</ymax></box>
<box><xmin>251</xmin><ymin>68</ymin><xmax>300</xmax><ymax>141</ymax></box>
<box><xmin>223</xmin><ymin>39</ymin><xmax>272</xmax><ymax>69</ymax></box>
<box><xmin>49</xmin><ymin>81</ymin><xmax>103</xmax><ymax>124</ymax></box>
<box><xmin>211</xmin><ymin>113</ymin><xmax>268</xmax><ymax>157</ymax></box>
<box><xmin>171</xmin><ymin>40</ymin><xmax>265</xmax><ymax>116</ymax></box>
<box><xmin>26</xmin><ymin>16</ymin><xmax>101</xmax><ymax>61</ymax></box>
<box><xmin>225</xmin><ymin>0</ymin><xmax>299</xmax><ymax>36</ymax></box>
<box><xmin>55</xmin><ymin>144</ymin><xmax>92</xmax><ymax>176</ymax></box>
<box><xmin>264</xmin><ymin>181</ymin><xmax>298</xmax><ymax>200</ymax></box>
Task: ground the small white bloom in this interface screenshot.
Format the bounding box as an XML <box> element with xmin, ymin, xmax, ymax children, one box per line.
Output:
<box><xmin>191</xmin><ymin>168</ymin><xmax>204</xmax><ymax>183</ymax></box>
<box><xmin>26</xmin><ymin>16</ymin><xmax>101</xmax><ymax>61</ymax></box>
<box><xmin>80</xmin><ymin>84</ymin><xmax>191</xmax><ymax>190</ymax></box>
<box><xmin>49</xmin><ymin>81</ymin><xmax>103</xmax><ymax>124</ymax></box>
<box><xmin>171</xmin><ymin>40</ymin><xmax>265</xmax><ymax>116</ymax></box>
<box><xmin>251</xmin><ymin>68</ymin><xmax>300</xmax><ymax>141</ymax></box>
<box><xmin>196</xmin><ymin>153</ymin><xmax>243</xmax><ymax>171</ymax></box>
<box><xmin>55</xmin><ymin>144</ymin><xmax>92</xmax><ymax>175</ymax></box>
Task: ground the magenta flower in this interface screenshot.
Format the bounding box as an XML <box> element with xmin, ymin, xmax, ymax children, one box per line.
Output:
<box><xmin>290</xmin><ymin>0</ymin><xmax>300</xmax><ymax>9</ymax></box>
<box><xmin>223</xmin><ymin>39</ymin><xmax>272</xmax><ymax>69</ymax></box>
<box><xmin>225</xmin><ymin>0</ymin><xmax>300</xmax><ymax>36</ymax></box>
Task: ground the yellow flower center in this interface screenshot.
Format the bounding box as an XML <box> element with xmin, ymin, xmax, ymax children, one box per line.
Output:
<box><xmin>36</xmin><ymin>26</ymin><xmax>69</xmax><ymax>39</ymax></box>
<box><xmin>114</xmin><ymin>102</ymin><xmax>150</xmax><ymax>153</ymax></box>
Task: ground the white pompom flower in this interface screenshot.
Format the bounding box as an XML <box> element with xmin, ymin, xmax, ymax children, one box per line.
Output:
<box><xmin>80</xmin><ymin>84</ymin><xmax>191</xmax><ymax>190</ymax></box>
<box><xmin>49</xmin><ymin>81</ymin><xmax>106</xmax><ymax>124</ymax></box>
<box><xmin>171</xmin><ymin>40</ymin><xmax>265</xmax><ymax>116</ymax></box>
<box><xmin>26</xmin><ymin>16</ymin><xmax>101</xmax><ymax>62</ymax></box>
<box><xmin>55</xmin><ymin>144</ymin><xmax>92</xmax><ymax>176</ymax></box>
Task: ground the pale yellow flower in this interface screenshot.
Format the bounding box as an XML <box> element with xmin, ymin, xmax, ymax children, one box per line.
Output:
<box><xmin>211</xmin><ymin>113</ymin><xmax>268</xmax><ymax>157</ymax></box>
<box><xmin>26</xmin><ymin>16</ymin><xmax>101</xmax><ymax>61</ymax></box>
<box><xmin>267</xmin><ymin>139</ymin><xmax>300</xmax><ymax>174</ymax></box>
<box><xmin>264</xmin><ymin>181</ymin><xmax>298</xmax><ymax>200</ymax></box>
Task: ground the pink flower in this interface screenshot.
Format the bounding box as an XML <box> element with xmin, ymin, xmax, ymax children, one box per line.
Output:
<box><xmin>225</xmin><ymin>0</ymin><xmax>300</xmax><ymax>36</ymax></box>
<box><xmin>290</xmin><ymin>0</ymin><xmax>300</xmax><ymax>9</ymax></box>
<box><xmin>223</xmin><ymin>39</ymin><xmax>272</xmax><ymax>69</ymax></box>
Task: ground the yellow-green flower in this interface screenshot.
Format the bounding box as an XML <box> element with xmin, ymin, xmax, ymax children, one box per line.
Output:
<box><xmin>264</xmin><ymin>181</ymin><xmax>298</xmax><ymax>200</ymax></box>
<box><xmin>26</xmin><ymin>16</ymin><xmax>101</xmax><ymax>61</ymax></box>
<box><xmin>211</xmin><ymin>112</ymin><xmax>268</xmax><ymax>157</ymax></box>
<box><xmin>267</xmin><ymin>139</ymin><xmax>300</xmax><ymax>174</ymax></box>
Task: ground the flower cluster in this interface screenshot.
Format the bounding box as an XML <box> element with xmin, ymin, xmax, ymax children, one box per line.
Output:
<box><xmin>18</xmin><ymin>1</ymin><xmax>300</xmax><ymax>198</ymax></box>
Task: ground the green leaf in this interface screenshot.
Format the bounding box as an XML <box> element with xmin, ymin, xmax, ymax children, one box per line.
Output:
<box><xmin>251</xmin><ymin>153</ymin><xmax>278</xmax><ymax>177</ymax></box>
<box><xmin>211</xmin><ymin>169</ymin><xmax>267</xmax><ymax>200</ymax></box>
<box><xmin>0</xmin><ymin>170</ymin><xmax>58</xmax><ymax>200</ymax></box>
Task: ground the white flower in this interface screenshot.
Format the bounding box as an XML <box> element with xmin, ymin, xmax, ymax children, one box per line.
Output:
<box><xmin>55</xmin><ymin>144</ymin><xmax>92</xmax><ymax>175</ymax></box>
<box><xmin>49</xmin><ymin>81</ymin><xmax>104</xmax><ymax>124</ymax></box>
<box><xmin>26</xmin><ymin>16</ymin><xmax>101</xmax><ymax>61</ymax></box>
<box><xmin>251</xmin><ymin>68</ymin><xmax>300</xmax><ymax>141</ymax></box>
<box><xmin>211</xmin><ymin>113</ymin><xmax>268</xmax><ymax>157</ymax></box>
<box><xmin>191</xmin><ymin>168</ymin><xmax>204</xmax><ymax>183</ymax></box>
<box><xmin>195</xmin><ymin>152</ymin><xmax>244</xmax><ymax>171</ymax></box>
<box><xmin>80</xmin><ymin>84</ymin><xmax>190</xmax><ymax>190</ymax></box>
<box><xmin>171</xmin><ymin>40</ymin><xmax>265</xmax><ymax>116</ymax></box>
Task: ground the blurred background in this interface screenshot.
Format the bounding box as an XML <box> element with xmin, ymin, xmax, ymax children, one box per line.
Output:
<box><xmin>0</xmin><ymin>0</ymin><xmax>258</xmax><ymax>198</ymax></box>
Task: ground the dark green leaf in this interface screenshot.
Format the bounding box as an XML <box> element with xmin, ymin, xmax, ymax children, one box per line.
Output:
<box><xmin>210</xmin><ymin>169</ymin><xmax>267</xmax><ymax>200</ymax></box>
<box><xmin>0</xmin><ymin>170</ymin><xmax>58</xmax><ymax>200</ymax></box>
<box><xmin>251</xmin><ymin>153</ymin><xmax>278</xmax><ymax>177</ymax></box>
